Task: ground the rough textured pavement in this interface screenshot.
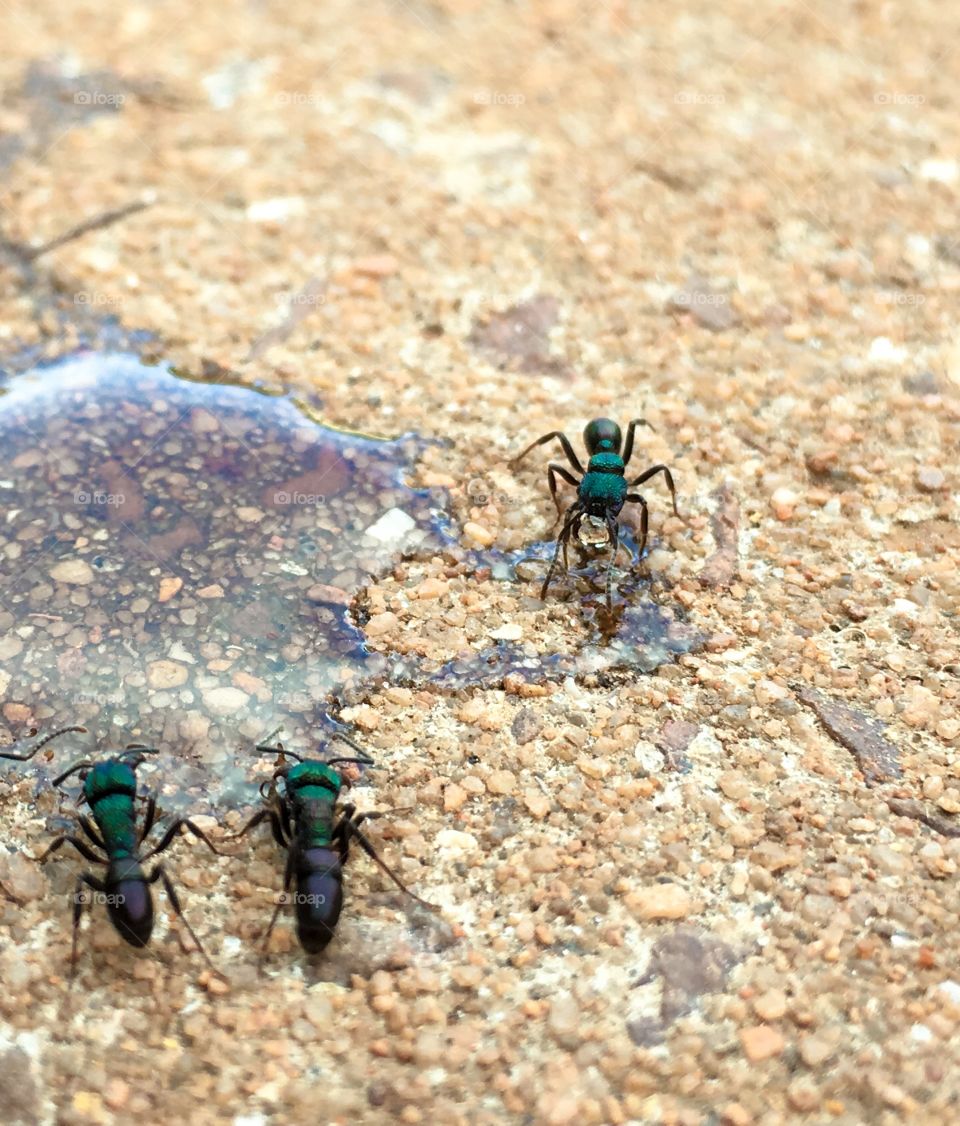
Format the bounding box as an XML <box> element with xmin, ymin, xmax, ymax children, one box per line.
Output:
<box><xmin>0</xmin><ymin>3</ymin><xmax>958</xmax><ymax>1124</ymax></box>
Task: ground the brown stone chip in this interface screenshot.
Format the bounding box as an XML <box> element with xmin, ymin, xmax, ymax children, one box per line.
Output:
<box><xmin>654</xmin><ymin>718</ymin><xmax>699</xmax><ymax>772</ymax></box>
<box><xmin>633</xmin><ymin>927</ymin><xmax>741</xmax><ymax>1029</ymax></box>
<box><xmin>511</xmin><ymin>707</ymin><xmax>542</xmax><ymax>745</ymax></box>
<box><xmin>794</xmin><ymin>685</ymin><xmax>902</xmax><ymax>782</ymax></box>
<box><xmin>468</xmin><ymin>295</ymin><xmax>569</xmax><ymax>374</ymax></box>
<box><xmin>887</xmin><ymin>797</ymin><xmax>960</xmax><ymax>838</ymax></box>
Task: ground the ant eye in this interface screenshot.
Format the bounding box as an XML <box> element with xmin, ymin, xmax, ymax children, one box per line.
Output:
<box><xmin>584</xmin><ymin>418</ymin><xmax>622</xmax><ymax>454</ymax></box>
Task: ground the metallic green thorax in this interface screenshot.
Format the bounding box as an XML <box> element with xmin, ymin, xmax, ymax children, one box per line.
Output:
<box><xmin>286</xmin><ymin>761</ymin><xmax>343</xmax><ymax>848</ymax></box>
<box><xmin>579</xmin><ymin>451</ymin><xmax>627</xmax><ymax>510</ymax></box>
<box><xmin>84</xmin><ymin>761</ymin><xmax>139</xmax><ymax>857</ymax></box>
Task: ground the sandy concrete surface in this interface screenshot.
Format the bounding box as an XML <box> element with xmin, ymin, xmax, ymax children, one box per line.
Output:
<box><xmin>1</xmin><ymin>2</ymin><xmax>959</xmax><ymax>1124</ymax></box>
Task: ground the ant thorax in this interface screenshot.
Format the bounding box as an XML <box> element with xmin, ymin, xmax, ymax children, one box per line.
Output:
<box><xmin>577</xmin><ymin>514</ymin><xmax>610</xmax><ymax>549</ymax></box>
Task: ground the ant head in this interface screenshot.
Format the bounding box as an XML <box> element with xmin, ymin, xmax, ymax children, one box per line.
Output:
<box><xmin>51</xmin><ymin>744</ymin><xmax>156</xmax><ymax>791</ymax></box>
<box><xmin>82</xmin><ymin>757</ymin><xmax>141</xmax><ymax>803</ymax></box>
<box><xmin>254</xmin><ymin>726</ymin><xmax>375</xmax><ymax>790</ymax></box>
<box><xmin>286</xmin><ymin>759</ymin><xmax>346</xmax><ymax>797</ymax></box>
<box><xmin>584</xmin><ymin>418</ymin><xmax>622</xmax><ymax>455</ymax></box>
<box><xmin>255</xmin><ymin>740</ymin><xmax>300</xmax><ymax>786</ymax></box>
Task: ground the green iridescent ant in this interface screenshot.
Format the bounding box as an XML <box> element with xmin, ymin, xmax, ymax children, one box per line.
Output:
<box><xmin>228</xmin><ymin>729</ymin><xmax>436</xmax><ymax>962</ymax></box>
<box><xmin>511</xmin><ymin>417</ymin><xmax>680</xmax><ymax>606</ymax></box>
<box><xmin>34</xmin><ymin>743</ymin><xmax>224</xmax><ymax>984</ymax></box>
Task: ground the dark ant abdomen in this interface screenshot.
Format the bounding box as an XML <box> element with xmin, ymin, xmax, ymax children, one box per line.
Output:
<box><xmin>108</xmin><ymin>876</ymin><xmax>154</xmax><ymax>947</ymax></box>
<box><xmin>296</xmin><ymin>847</ymin><xmax>343</xmax><ymax>953</ymax></box>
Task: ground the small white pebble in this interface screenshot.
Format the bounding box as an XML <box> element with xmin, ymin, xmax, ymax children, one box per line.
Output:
<box><xmin>868</xmin><ymin>336</ymin><xmax>907</xmax><ymax>365</ymax></box>
<box><xmin>935</xmin><ymin>981</ymin><xmax>960</xmax><ymax>1005</ymax></box>
<box><xmin>364</xmin><ymin>507</ymin><xmax>416</xmax><ymax>544</ymax></box>
<box><xmin>892</xmin><ymin>599</ymin><xmax>919</xmax><ymax>616</ymax></box>
<box><xmin>436</xmin><ymin>829</ymin><xmax>478</xmax><ymax>854</ymax></box>
<box><xmin>770</xmin><ymin>487</ymin><xmax>797</xmax><ymax>520</ymax></box>
<box><xmin>246</xmin><ymin>197</ymin><xmax>306</xmax><ymax>222</ymax></box>
<box><xmin>919</xmin><ymin>159</ymin><xmax>958</xmax><ymax>184</ymax></box>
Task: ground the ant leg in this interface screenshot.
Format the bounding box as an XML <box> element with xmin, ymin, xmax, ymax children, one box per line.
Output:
<box><xmin>70</xmin><ymin>872</ymin><xmax>107</xmax><ymax>987</ymax></box>
<box><xmin>510</xmin><ymin>431</ymin><xmax>585</xmax><ymax>475</ymax></box>
<box><xmin>541</xmin><ymin>510</ymin><xmax>577</xmax><ymax>601</ymax></box>
<box><xmin>605</xmin><ymin>517</ymin><xmax>621</xmax><ymax>609</ymax></box>
<box><xmin>546</xmin><ymin>464</ymin><xmax>580</xmax><ymax>522</ymax></box>
<box><xmin>335</xmin><ymin>802</ymin><xmax>389</xmax><ymax>839</ymax></box>
<box><xmin>34</xmin><ymin>835</ymin><xmax>107</xmax><ymax>866</ymax></box>
<box><xmin>277</xmin><ymin>799</ymin><xmax>295</xmax><ymax>846</ymax></box>
<box><xmin>339</xmin><ymin>813</ymin><xmax>436</xmax><ymax>909</ymax></box>
<box><xmin>567</xmin><ymin>510</ymin><xmax>588</xmax><ymax>571</ymax></box>
<box><xmin>149</xmin><ymin>864</ymin><xmax>224</xmax><ymax>978</ymax></box>
<box><xmin>77</xmin><ymin>815</ymin><xmax>106</xmax><ymax>852</ymax></box>
<box><xmin>622</xmin><ymin>418</ymin><xmax>654</xmax><ymax>467</ymax></box>
<box><xmin>139</xmin><ymin>796</ymin><xmax>157</xmax><ymax>844</ymax></box>
<box><xmin>258</xmin><ymin>849</ymin><xmax>296</xmax><ymax>965</ymax></box>
<box><xmin>222</xmin><ymin>808</ymin><xmax>271</xmax><ymax>840</ymax></box>
<box><xmin>141</xmin><ymin>817</ymin><xmax>226</xmax><ymax>861</ymax></box>
<box><xmin>629</xmin><ymin>464</ymin><xmax>680</xmax><ymax>517</ymax></box>
<box><xmin>625</xmin><ymin>494</ymin><xmax>650</xmax><ymax>558</ymax></box>
<box><xmin>223</xmin><ymin>806</ymin><xmax>290</xmax><ymax>851</ymax></box>
<box><xmin>0</xmin><ymin>725</ymin><xmax>86</xmax><ymax>762</ymax></box>
<box><xmin>560</xmin><ymin>511</ymin><xmax>579</xmax><ymax>576</ymax></box>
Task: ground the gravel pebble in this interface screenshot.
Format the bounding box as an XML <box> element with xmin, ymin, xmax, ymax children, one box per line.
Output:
<box><xmin>917</xmin><ymin>466</ymin><xmax>946</xmax><ymax>491</ymax></box>
<box><xmin>147</xmin><ymin>660</ymin><xmax>189</xmax><ymax>689</ymax></box>
<box><xmin>740</xmin><ymin>1025</ymin><xmax>786</xmax><ymax>1062</ymax></box>
<box><xmin>631</xmin><ymin>884</ymin><xmax>695</xmax><ymax>921</ymax></box>
<box><xmin>202</xmin><ymin>685</ymin><xmax>249</xmax><ymax>714</ymax></box>
<box><xmin>49</xmin><ymin>559</ymin><xmax>93</xmax><ymax>585</ymax></box>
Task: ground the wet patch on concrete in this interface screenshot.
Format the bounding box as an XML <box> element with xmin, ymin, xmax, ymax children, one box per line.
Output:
<box><xmin>0</xmin><ymin>352</ymin><xmax>451</xmax><ymax>801</ymax></box>
<box><xmin>0</xmin><ymin>350</ymin><xmax>704</xmax><ymax>806</ymax></box>
<box><xmin>420</xmin><ymin>597</ymin><xmax>702</xmax><ymax>693</ymax></box>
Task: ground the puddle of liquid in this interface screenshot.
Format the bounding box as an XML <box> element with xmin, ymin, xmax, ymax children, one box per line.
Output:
<box><xmin>443</xmin><ymin>519</ymin><xmax>703</xmax><ymax>689</ymax></box>
<box><xmin>0</xmin><ymin>351</ymin><xmax>703</xmax><ymax>808</ymax></box>
<box><xmin>424</xmin><ymin>590</ymin><xmax>701</xmax><ymax>692</ymax></box>
<box><xmin>0</xmin><ymin>352</ymin><xmax>451</xmax><ymax>803</ymax></box>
